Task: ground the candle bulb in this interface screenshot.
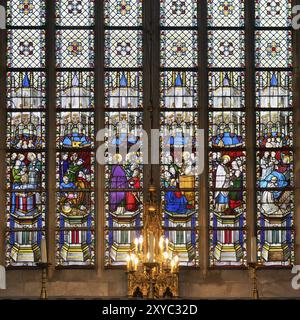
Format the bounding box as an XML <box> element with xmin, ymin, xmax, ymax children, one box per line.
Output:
<box><xmin>165</xmin><ymin>238</ymin><xmax>169</xmax><ymax>253</ymax></box>
<box><xmin>159</xmin><ymin>236</ymin><xmax>164</xmax><ymax>252</ymax></box>
<box><xmin>134</xmin><ymin>257</ymin><xmax>139</xmax><ymax>271</ymax></box>
<box><xmin>171</xmin><ymin>260</ymin><xmax>175</xmax><ymax>273</ymax></box>
<box><xmin>126</xmin><ymin>254</ymin><xmax>130</xmax><ymax>271</ymax></box>
<box><xmin>251</xmin><ymin>236</ymin><xmax>257</xmax><ymax>264</ymax></box>
<box><xmin>130</xmin><ymin>254</ymin><xmax>135</xmax><ymax>271</ymax></box>
<box><xmin>163</xmin><ymin>251</ymin><xmax>169</xmax><ymax>261</ymax></box>
<box><xmin>139</xmin><ymin>236</ymin><xmax>143</xmax><ymax>254</ymax></box>
<box><xmin>41</xmin><ymin>238</ymin><xmax>47</xmax><ymax>264</ymax></box>
<box><xmin>134</xmin><ymin>238</ymin><xmax>139</xmax><ymax>253</ymax></box>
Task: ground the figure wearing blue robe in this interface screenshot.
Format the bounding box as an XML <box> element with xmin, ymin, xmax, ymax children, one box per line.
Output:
<box><xmin>165</xmin><ymin>187</ymin><xmax>188</xmax><ymax>214</ymax></box>
<box><xmin>63</xmin><ymin>134</ymin><xmax>90</xmax><ymax>148</ymax></box>
<box><xmin>260</xmin><ymin>170</ymin><xmax>288</xmax><ymax>199</ymax></box>
<box><xmin>213</xmin><ymin>132</ymin><xmax>242</xmax><ymax>147</ymax></box>
<box><xmin>112</xmin><ymin>133</ymin><xmax>137</xmax><ymax>146</ymax></box>
<box><xmin>60</xmin><ymin>181</ymin><xmax>76</xmax><ymax>189</ymax></box>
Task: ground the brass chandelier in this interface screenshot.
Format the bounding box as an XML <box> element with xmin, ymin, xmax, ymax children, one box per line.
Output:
<box><xmin>126</xmin><ymin>182</ymin><xmax>179</xmax><ymax>299</ymax></box>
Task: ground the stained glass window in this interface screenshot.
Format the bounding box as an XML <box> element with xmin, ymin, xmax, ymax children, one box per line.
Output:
<box><xmin>255</xmin><ymin>1</ymin><xmax>294</xmax><ymax>266</ymax></box>
<box><xmin>4</xmin><ymin>0</ymin><xmax>296</xmax><ymax>271</ymax></box>
<box><xmin>104</xmin><ymin>0</ymin><xmax>144</xmax><ymax>266</ymax></box>
<box><xmin>55</xmin><ymin>0</ymin><xmax>95</xmax><ymax>266</ymax></box>
<box><xmin>208</xmin><ymin>1</ymin><xmax>247</xmax><ymax>267</ymax></box>
<box><xmin>6</xmin><ymin>0</ymin><xmax>46</xmax><ymax>266</ymax></box>
<box><xmin>160</xmin><ymin>0</ymin><xmax>199</xmax><ymax>267</ymax></box>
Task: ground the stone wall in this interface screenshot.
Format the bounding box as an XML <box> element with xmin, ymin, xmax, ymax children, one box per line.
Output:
<box><xmin>0</xmin><ymin>269</ymin><xmax>299</xmax><ymax>299</ymax></box>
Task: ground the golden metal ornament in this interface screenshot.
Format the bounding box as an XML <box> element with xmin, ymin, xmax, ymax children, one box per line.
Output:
<box><xmin>126</xmin><ymin>186</ymin><xmax>179</xmax><ymax>299</ymax></box>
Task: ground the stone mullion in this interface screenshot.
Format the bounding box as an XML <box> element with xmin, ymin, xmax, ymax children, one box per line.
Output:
<box><xmin>46</xmin><ymin>0</ymin><xmax>56</xmax><ymax>276</ymax></box>
<box><xmin>95</xmin><ymin>0</ymin><xmax>105</xmax><ymax>273</ymax></box>
<box><xmin>199</xmin><ymin>0</ymin><xmax>208</xmax><ymax>271</ymax></box>
<box><xmin>0</xmin><ymin>0</ymin><xmax>7</xmax><ymax>266</ymax></box>
<box><xmin>245</xmin><ymin>0</ymin><xmax>256</xmax><ymax>265</ymax></box>
<box><xmin>293</xmin><ymin>0</ymin><xmax>300</xmax><ymax>265</ymax></box>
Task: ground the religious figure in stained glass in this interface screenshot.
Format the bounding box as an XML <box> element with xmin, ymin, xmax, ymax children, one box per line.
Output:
<box><xmin>104</xmin><ymin>0</ymin><xmax>143</xmax><ymax>266</ymax></box>
<box><xmin>6</xmin><ymin>0</ymin><xmax>46</xmax><ymax>266</ymax></box>
<box><xmin>207</xmin><ymin>0</ymin><xmax>247</xmax><ymax>266</ymax></box>
<box><xmin>55</xmin><ymin>1</ymin><xmax>95</xmax><ymax>266</ymax></box>
<box><xmin>160</xmin><ymin>1</ymin><xmax>199</xmax><ymax>267</ymax></box>
<box><xmin>255</xmin><ymin>0</ymin><xmax>294</xmax><ymax>266</ymax></box>
<box><xmin>4</xmin><ymin>0</ymin><xmax>296</xmax><ymax>270</ymax></box>
<box><xmin>8</xmin><ymin>112</ymin><xmax>45</xmax><ymax>150</ymax></box>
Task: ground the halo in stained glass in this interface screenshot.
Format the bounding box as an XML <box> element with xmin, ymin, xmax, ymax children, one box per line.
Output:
<box><xmin>104</xmin><ymin>110</ymin><xmax>144</xmax><ymax>180</ymax></box>
<box><xmin>56</xmin><ymin>151</ymin><xmax>95</xmax><ymax>190</ymax></box>
<box><xmin>57</xmin><ymin>111</ymin><xmax>94</xmax><ymax>149</ymax></box>
<box><xmin>56</xmin><ymin>30</ymin><xmax>94</xmax><ymax>68</ymax></box>
<box><xmin>104</xmin><ymin>0</ymin><xmax>142</xmax><ymax>27</ymax></box>
<box><xmin>256</xmin><ymin>111</ymin><xmax>293</xmax><ymax>148</ymax></box>
<box><xmin>6</xmin><ymin>0</ymin><xmax>47</xmax><ymax>268</ymax></box>
<box><xmin>56</xmin><ymin>0</ymin><xmax>95</xmax><ymax>26</ymax></box>
<box><xmin>209</xmin><ymin>111</ymin><xmax>245</xmax><ymax>148</ymax></box>
<box><xmin>7</xmin><ymin>111</ymin><xmax>46</xmax><ymax>150</ymax></box>
<box><xmin>256</xmin><ymin>150</ymin><xmax>293</xmax><ymax>189</ymax></box>
<box><xmin>104</xmin><ymin>0</ymin><xmax>144</xmax><ymax>267</ymax></box>
<box><xmin>209</xmin><ymin>151</ymin><xmax>246</xmax><ymax>200</ymax></box>
<box><xmin>160</xmin><ymin>0</ymin><xmax>198</xmax><ymax>27</ymax></box>
<box><xmin>105</xmin><ymin>111</ymin><xmax>143</xmax><ymax>143</ymax></box>
<box><xmin>6</xmin><ymin>151</ymin><xmax>46</xmax><ymax>190</ymax></box>
<box><xmin>208</xmin><ymin>0</ymin><xmax>244</xmax><ymax>27</ymax></box>
<box><xmin>160</xmin><ymin>111</ymin><xmax>198</xmax><ymax>182</ymax></box>
<box><xmin>160</xmin><ymin>109</ymin><xmax>199</xmax><ymax>267</ymax></box>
